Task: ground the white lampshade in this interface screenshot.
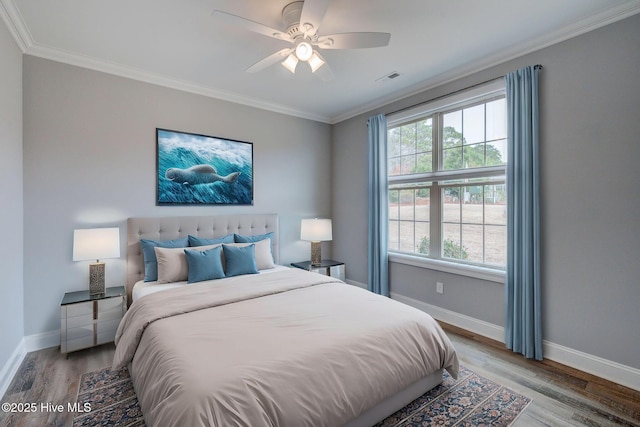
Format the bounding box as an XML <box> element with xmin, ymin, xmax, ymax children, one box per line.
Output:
<box><xmin>300</xmin><ymin>219</ymin><xmax>332</xmax><ymax>242</ymax></box>
<box><xmin>282</xmin><ymin>54</ymin><xmax>299</xmax><ymax>73</ymax></box>
<box><xmin>308</xmin><ymin>52</ymin><xmax>325</xmax><ymax>73</ymax></box>
<box><xmin>73</xmin><ymin>228</ymin><xmax>120</xmax><ymax>261</ymax></box>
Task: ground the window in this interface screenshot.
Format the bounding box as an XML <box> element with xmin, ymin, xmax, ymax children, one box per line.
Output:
<box><xmin>387</xmin><ymin>81</ymin><xmax>507</xmax><ymax>272</ymax></box>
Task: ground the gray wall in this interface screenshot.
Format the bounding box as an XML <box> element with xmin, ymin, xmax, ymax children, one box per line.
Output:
<box><xmin>23</xmin><ymin>56</ymin><xmax>332</xmax><ymax>336</ymax></box>
<box><xmin>0</xmin><ymin>20</ymin><xmax>24</xmax><ymax>367</ymax></box>
<box><xmin>332</xmin><ymin>14</ymin><xmax>640</xmax><ymax>369</ymax></box>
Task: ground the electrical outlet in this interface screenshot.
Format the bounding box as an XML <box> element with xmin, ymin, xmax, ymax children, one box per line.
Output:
<box><xmin>436</xmin><ymin>282</ymin><xmax>444</xmax><ymax>294</ymax></box>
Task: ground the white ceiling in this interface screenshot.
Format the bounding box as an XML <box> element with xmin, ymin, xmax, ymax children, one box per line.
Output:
<box><xmin>2</xmin><ymin>0</ymin><xmax>639</xmax><ymax>123</ymax></box>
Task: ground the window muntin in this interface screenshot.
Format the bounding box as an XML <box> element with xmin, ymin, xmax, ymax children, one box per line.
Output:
<box><xmin>441</xmin><ymin>183</ymin><xmax>506</xmax><ymax>266</ymax></box>
<box><xmin>389</xmin><ymin>186</ymin><xmax>430</xmax><ymax>254</ymax></box>
<box><xmin>387</xmin><ymin>88</ymin><xmax>507</xmax><ymax>270</ymax></box>
<box><xmin>388</xmin><ymin>118</ymin><xmax>433</xmax><ymax>176</ymax></box>
<box><xmin>442</xmin><ymin>98</ymin><xmax>507</xmax><ymax>171</ymax></box>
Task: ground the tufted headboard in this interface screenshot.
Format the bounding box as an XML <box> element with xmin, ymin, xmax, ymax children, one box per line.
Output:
<box><xmin>126</xmin><ymin>214</ymin><xmax>279</xmax><ymax>305</ymax></box>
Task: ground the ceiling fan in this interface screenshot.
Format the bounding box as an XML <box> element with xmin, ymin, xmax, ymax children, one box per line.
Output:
<box><xmin>212</xmin><ymin>0</ymin><xmax>391</xmax><ymax>79</ymax></box>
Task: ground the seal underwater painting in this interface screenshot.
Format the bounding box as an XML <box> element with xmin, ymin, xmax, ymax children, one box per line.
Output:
<box><xmin>156</xmin><ymin>128</ymin><xmax>253</xmax><ymax>205</ymax></box>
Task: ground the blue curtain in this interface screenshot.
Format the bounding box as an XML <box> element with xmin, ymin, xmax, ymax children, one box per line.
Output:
<box><xmin>367</xmin><ymin>114</ymin><xmax>389</xmax><ymax>296</ymax></box>
<box><xmin>505</xmin><ymin>65</ymin><xmax>542</xmax><ymax>360</ymax></box>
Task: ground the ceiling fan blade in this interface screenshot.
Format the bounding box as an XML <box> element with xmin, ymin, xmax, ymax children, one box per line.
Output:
<box><xmin>212</xmin><ymin>10</ymin><xmax>291</xmax><ymax>42</ymax></box>
<box><xmin>316</xmin><ymin>32</ymin><xmax>391</xmax><ymax>49</ymax></box>
<box><xmin>299</xmin><ymin>0</ymin><xmax>330</xmax><ymax>36</ymax></box>
<box><xmin>246</xmin><ymin>48</ymin><xmax>292</xmax><ymax>73</ymax></box>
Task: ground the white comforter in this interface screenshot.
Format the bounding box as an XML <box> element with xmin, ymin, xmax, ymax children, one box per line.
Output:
<box><xmin>113</xmin><ymin>269</ymin><xmax>458</xmax><ymax>427</ymax></box>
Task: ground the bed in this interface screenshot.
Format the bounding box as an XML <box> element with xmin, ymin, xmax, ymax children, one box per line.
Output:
<box><xmin>114</xmin><ymin>214</ymin><xmax>459</xmax><ymax>427</ymax></box>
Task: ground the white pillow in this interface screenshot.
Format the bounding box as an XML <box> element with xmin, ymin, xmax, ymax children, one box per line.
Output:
<box><xmin>226</xmin><ymin>238</ymin><xmax>275</xmax><ymax>270</ymax></box>
<box><xmin>155</xmin><ymin>244</ymin><xmax>219</xmax><ymax>283</ymax></box>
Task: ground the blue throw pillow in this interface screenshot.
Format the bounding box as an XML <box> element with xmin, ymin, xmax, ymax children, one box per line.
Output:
<box><xmin>234</xmin><ymin>232</ymin><xmax>275</xmax><ymax>253</ymax></box>
<box><xmin>188</xmin><ymin>234</ymin><xmax>234</xmax><ymax>247</ymax></box>
<box><xmin>140</xmin><ymin>237</ymin><xmax>189</xmax><ymax>282</ymax></box>
<box><xmin>223</xmin><ymin>244</ymin><xmax>259</xmax><ymax>277</ymax></box>
<box><xmin>184</xmin><ymin>246</ymin><xmax>225</xmax><ymax>283</ymax></box>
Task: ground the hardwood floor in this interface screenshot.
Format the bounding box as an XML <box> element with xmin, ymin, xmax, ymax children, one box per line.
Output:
<box><xmin>0</xmin><ymin>345</ymin><xmax>114</xmax><ymax>427</ymax></box>
<box><xmin>1</xmin><ymin>326</ymin><xmax>638</xmax><ymax>427</ymax></box>
<box><xmin>439</xmin><ymin>323</ymin><xmax>640</xmax><ymax>427</ymax></box>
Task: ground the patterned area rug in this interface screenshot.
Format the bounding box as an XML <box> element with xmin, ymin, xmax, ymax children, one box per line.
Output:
<box><xmin>73</xmin><ymin>365</ymin><xmax>530</xmax><ymax>426</ymax></box>
<box><xmin>73</xmin><ymin>367</ymin><xmax>144</xmax><ymax>427</ymax></box>
<box><xmin>375</xmin><ymin>366</ymin><xmax>531</xmax><ymax>426</ymax></box>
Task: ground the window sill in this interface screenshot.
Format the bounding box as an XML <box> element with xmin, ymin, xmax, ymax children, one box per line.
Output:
<box><xmin>388</xmin><ymin>253</ymin><xmax>506</xmax><ymax>283</ymax></box>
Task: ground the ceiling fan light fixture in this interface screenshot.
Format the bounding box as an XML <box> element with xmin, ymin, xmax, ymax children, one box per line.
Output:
<box><xmin>308</xmin><ymin>52</ymin><xmax>325</xmax><ymax>72</ymax></box>
<box><xmin>295</xmin><ymin>41</ymin><xmax>313</xmax><ymax>62</ymax></box>
<box><xmin>214</xmin><ymin>1</ymin><xmax>391</xmax><ymax>79</ymax></box>
<box><xmin>282</xmin><ymin>53</ymin><xmax>299</xmax><ymax>73</ymax></box>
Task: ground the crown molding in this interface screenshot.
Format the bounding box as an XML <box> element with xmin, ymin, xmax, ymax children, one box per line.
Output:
<box><xmin>25</xmin><ymin>42</ymin><xmax>332</xmax><ymax>123</ymax></box>
<box><xmin>0</xmin><ymin>0</ymin><xmax>332</xmax><ymax>123</ymax></box>
<box><xmin>0</xmin><ymin>0</ymin><xmax>32</xmax><ymax>51</ymax></box>
<box><xmin>2</xmin><ymin>0</ymin><xmax>639</xmax><ymax>125</ymax></box>
<box><xmin>328</xmin><ymin>1</ymin><xmax>640</xmax><ymax>124</ymax></box>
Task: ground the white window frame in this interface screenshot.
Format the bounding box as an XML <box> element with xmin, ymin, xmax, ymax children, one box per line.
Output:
<box><xmin>387</xmin><ymin>80</ymin><xmax>507</xmax><ymax>283</ymax></box>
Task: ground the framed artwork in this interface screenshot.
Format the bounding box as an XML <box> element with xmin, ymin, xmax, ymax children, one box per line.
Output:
<box><xmin>156</xmin><ymin>128</ymin><xmax>254</xmax><ymax>205</ymax></box>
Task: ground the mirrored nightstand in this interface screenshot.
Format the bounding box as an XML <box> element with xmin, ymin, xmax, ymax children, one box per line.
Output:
<box><xmin>60</xmin><ymin>286</ymin><xmax>126</xmax><ymax>354</ymax></box>
<box><xmin>291</xmin><ymin>259</ymin><xmax>345</xmax><ymax>281</ymax></box>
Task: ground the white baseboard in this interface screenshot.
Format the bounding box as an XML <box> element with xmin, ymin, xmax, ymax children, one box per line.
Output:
<box><xmin>24</xmin><ymin>329</ymin><xmax>60</xmax><ymax>353</ymax></box>
<box><xmin>1</xmin><ymin>330</ymin><xmax>59</xmax><ymax>397</ymax></box>
<box><xmin>391</xmin><ymin>292</ymin><xmax>640</xmax><ymax>392</ymax></box>
<box><xmin>391</xmin><ymin>293</ymin><xmax>505</xmax><ymax>343</ymax></box>
<box><xmin>6</xmin><ymin>304</ymin><xmax>640</xmax><ymax>394</ymax></box>
<box><xmin>543</xmin><ymin>341</ymin><xmax>640</xmax><ymax>392</ymax></box>
<box><xmin>0</xmin><ymin>339</ymin><xmax>26</xmax><ymax>398</ymax></box>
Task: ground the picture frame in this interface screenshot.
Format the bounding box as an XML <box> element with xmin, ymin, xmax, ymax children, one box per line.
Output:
<box><xmin>156</xmin><ymin>128</ymin><xmax>254</xmax><ymax>205</ymax></box>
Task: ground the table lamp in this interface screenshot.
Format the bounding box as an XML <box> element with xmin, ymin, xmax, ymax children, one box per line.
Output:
<box><xmin>300</xmin><ymin>219</ymin><xmax>332</xmax><ymax>266</ymax></box>
<box><xmin>73</xmin><ymin>227</ymin><xmax>120</xmax><ymax>295</ymax></box>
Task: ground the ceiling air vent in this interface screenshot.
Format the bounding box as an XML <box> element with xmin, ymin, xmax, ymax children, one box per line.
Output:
<box><xmin>376</xmin><ymin>71</ymin><xmax>401</xmax><ymax>83</ymax></box>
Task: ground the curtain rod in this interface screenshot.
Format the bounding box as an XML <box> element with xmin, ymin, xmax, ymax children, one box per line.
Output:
<box><xmin>386</xmin><ymin>64</ymin><xmax>543</xmax><ymax>117</ymax></box>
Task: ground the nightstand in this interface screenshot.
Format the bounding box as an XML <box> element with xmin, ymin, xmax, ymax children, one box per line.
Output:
<box><xmin>60</xmin><ymin>286</ymin><xmax>126</xmax><ymax>354</ymax></box>
<box><xmin>291</xmin><ymin>259</ymin><xmax>345</xmax><ymax>281</ymax></box>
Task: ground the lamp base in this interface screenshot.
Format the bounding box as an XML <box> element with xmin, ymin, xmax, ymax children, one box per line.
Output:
<box><xmin>89</xmin><ymin>262</ymin><xmax>105</xmax><ymax>295</ymax></box>
<box><xmin>310</xmin><ymin>241</ymin><xmax>322</xmax><ymax>266</ymax></box>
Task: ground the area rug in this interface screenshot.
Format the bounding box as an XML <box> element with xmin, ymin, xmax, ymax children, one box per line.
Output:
<box><xmin>72</xmin><ymin>365</ymin><xmax>530</xmax><ymax>426</ymax></box>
